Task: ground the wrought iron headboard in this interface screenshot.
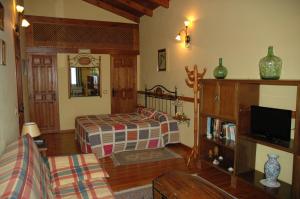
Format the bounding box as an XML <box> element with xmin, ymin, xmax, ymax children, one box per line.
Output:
<box><xmin>144</xmin><ymin>85</ymin><xmax>177</xmax><ymax>115</ymax></box>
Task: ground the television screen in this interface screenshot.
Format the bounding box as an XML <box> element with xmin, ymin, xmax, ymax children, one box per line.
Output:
<box><xmin>250</xmin><ymin>105</ymin><xmax>292</xmax><ymax>142</ymax></box>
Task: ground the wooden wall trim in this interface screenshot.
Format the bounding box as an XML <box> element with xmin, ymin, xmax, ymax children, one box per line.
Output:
<box><xmin>60</xmin><ymin>129</ymin><xmax>75</xmax><ymax>134</ymax></box>
<box><xmin>26</xmin><ymin>47</ymin><xmax>139</xmax><ymax>55</ymax></box>
<box><xmin>25</xmin><ymin>15</ymin><xmax>139</xmax><ymax>54</ymax></box>
<box><xmin>138</xmin><ymin>90</ymin><xmax>296</xmax><ymax>117</ymax></box>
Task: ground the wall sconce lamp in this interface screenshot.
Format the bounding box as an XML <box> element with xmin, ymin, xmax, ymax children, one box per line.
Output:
<box><xmin>15</xmin><ymin>4</ymin><xmax>30</xmax><ymax>34</ymax></box>
<box><xmin>175</xmin><ymin>20</ymin><xmax>191</xmax><ymax>48</ymax></box>
<box><xmin>21</xmin><ymin>19</ymin><xmax>30</xmax><ymax>27</ymax></box>
<box><xmin>16</xmin><ymin>5</ymin><xmax>24</xmax><ymax>13</ymax></box>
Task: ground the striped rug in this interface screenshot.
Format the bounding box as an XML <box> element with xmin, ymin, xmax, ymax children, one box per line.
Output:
<box><xmin>111</xmin><ymin>148</ymin><xmax>182</xmax><ymax>166</ymax></box>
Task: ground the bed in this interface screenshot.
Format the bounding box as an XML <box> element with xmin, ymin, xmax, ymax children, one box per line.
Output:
<box><xmin>75</xmin><ymin>85</ymin><xmax>180</xmax><ymax>159</ymax></box>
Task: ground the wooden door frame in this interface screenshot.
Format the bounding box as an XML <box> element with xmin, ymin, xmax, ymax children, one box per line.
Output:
<box><xmin>13</xmin><ymin>31</ymin><xmax>24</xmax><ymax>134</ymax></box>
<box><xmin>27</xmin><ymin>52</ymin><xmax>60</xmax><ymax>133</ymax></box>
<box><xmin>110</xmin><ymin>54</ymin><xmax>115</xmax><ymax>113</ymax></box>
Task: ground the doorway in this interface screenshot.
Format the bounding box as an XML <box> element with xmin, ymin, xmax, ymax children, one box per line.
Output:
<box><xmin>111</xmin><ymin>54</ymin><xmax>137</xmax><ymax>113</ymax></box>
<box><xmin>28</xmin><ymin>54</ymin><xmax>60</xmax><ymax>133</ymax></box>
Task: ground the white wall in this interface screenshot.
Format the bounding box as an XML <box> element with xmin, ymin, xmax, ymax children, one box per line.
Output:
<box><xmin>24</xmin><ymin>0</ymin><xmax>135</xmax><ymax>23</ymax></box>
<box><xmin>0</xmin><ymin>0</ymin><xmax>19</xmax><ymax>154</ymax></box>
<box><xmin>57</xmin><ymin>54</ymin><xmax>111</xmax><ymax>130</ymax></box>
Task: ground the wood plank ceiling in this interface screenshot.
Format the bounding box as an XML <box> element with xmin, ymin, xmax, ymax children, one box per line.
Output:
<box><xmin>82</xmin><ymin>0</ymin><xmax>170</xmax><ymax>23</ymax></box>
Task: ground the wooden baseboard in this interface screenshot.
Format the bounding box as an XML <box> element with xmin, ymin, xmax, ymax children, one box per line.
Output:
<box><xmin>40</xmin><ymin>129</ymin><xmax>75</xmax><ymax>134</ymax></box>
<box><xmin>60</xmin><ymin>129</ymin><xmax>75</xmax><ymax>134</ymax></box>
<box><xmin>178</xmin><ymin>143</ymin><xmax>192</xmax><ymax>150</ymax></box>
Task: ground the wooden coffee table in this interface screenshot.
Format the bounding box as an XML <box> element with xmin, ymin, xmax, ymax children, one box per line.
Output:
<box><xmin>152</xmin><ymin>171</ymin><xmax>233</xmax><ymax>199</ymax></box>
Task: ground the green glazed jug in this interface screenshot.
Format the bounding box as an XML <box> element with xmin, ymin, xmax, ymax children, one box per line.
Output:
<box><xmin>259</xmin><ymin>46</ymin><xmax>282</xmax><ymax>80</ymax></box>
<box><xmin>213</xmin><ymin>58</ymin><xmax>228</xmax><ymax>79</ymax></box>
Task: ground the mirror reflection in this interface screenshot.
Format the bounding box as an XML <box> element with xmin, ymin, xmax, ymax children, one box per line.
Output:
<box><xmin>70</xmin><ymin>67</ymin><xmax>100</xmax><ymax>97</ymax></box>
<box><xmin>68</xmin><ymin>54</ymin><xmax>101</xmax><ymax>98</ymax></box>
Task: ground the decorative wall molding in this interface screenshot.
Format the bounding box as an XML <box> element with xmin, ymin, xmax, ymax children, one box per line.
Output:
<box><xmin>25</xmin><ymin>15</ymin><xmax>139</xmax><ymax>54</ymax></box>
<box><xmin>138</xmin><ymin>90</ymin><xmax>296</xmax><ymax>117</ymax></box>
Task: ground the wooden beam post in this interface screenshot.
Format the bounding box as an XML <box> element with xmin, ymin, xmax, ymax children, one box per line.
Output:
<box><xmin>148</xmin><ymin>0</ymin><xmax>169</xmax><ymax>8</ymax></box>
<box><xmin>82</xmin><ymin>0</ymin><xmax>140</xmax><ymax>23</ymax></box>
<box><xmin>115</xmin><ymin>0</ymin><xmax>153</xmax><ymax>16</ymax></box>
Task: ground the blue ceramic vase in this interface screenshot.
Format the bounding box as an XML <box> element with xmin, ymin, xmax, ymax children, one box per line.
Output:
<box><xmin>264</xmin><ymin>154</ymin><xmax>281</xmax><ymax>185</ymax></box>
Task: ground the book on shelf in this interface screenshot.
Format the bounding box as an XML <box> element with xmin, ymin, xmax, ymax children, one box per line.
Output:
<box><xmin>206</xmin><ymin>117</ymin><xmax>236</xmax><ymax>142</ymax></box>
<box><xmin>206</xmin><ymin>117</ymin><xmax>221</xmax><ymax>138</ymax></box>
<box><xmin>221</xmin><ymin>122</ymin><xmax>236</xmax><ymax>141</ymax></box>
<box><xmin>206</xmin><ymin>117</ymin><xmax>212</xmax><ymax>138</ymax></box>
<box><xmin>214</xmin><ymin>119</ymin><xmax>221</xmax><ymax>137</ymax></box>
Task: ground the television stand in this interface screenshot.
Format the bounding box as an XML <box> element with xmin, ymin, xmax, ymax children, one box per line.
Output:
<box><xmin>239</xmin><ymin>134</ymin><xmax>293</xmax><ymax>153</ymax></box>
<box><xmin>198</xmin><ymin>79</ymin><xmax>300</xmax><ymax>198</ymax></box>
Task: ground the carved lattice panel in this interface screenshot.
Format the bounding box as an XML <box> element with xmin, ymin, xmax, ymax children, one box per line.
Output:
<box><xmin>26</xmin><ymin>16</ymin><xmax>139</xmax><ymax>52</ymax></box>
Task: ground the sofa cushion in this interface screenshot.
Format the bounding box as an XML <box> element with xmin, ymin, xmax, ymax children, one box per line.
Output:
<box><xmin>50</xmin><ymin>163</ymin><xmax>109</xmax><ymax>188</ymax></box>
<box><xmin>0</xmin><ymin>135</ymin><xmax>53</xmax><ymax>199</ymax></box>
<box><xmin>48</xmin><ymin>154</ymin><xmax>109</xmax><ymax>188</ymax></box>
<box><xmin>52</xmin><ymin>179</ymin><xmax>114</xmax><ymax>199</ymax></box>
<box><xmin>48</xmin><ymin>154</ymin><xmax>100</xmax><ymax>170</ymax></box>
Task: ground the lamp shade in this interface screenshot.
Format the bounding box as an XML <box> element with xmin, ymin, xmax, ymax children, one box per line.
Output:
<box><xmin>16</xmin><ymin>5</ymin><xmax>24</xmax><ymax>13</ymax></box>
<box><xmin>175</xmin><ymin>34</ymin><xmax>181</xmax><ymax>41</ymax></box>
<box><xmin>22</xmin><ymin>122</ymin><xmax>41</xmax><ymax>138</ymax></box>
<box><xmin>184</xmin><ymin>20</ymin><xmax>190</xmax><ymax>27</ymax></box>
<box><xmin>21</xmin><ymin>19</ymin><xmax>30</xmax><ymax>27</ymax></box>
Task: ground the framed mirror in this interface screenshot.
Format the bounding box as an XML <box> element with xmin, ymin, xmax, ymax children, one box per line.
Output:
<box><xmin>68</xmin><ymin>54</ymin><xmax>101</xmax><ymax>98</ymax></box>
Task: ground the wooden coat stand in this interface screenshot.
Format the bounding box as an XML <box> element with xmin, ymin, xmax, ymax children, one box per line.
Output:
<box><xmin>185</xmin><ymin>65</ymin><xmax>206</xmax><ymax>166</ymax></box>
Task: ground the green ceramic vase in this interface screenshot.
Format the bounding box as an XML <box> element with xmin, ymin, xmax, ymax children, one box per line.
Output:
<box><xmin>213</xmin><ymin>58</ymin><xmax>228</xmax><ymax>79</ymax></box>
<box><xmin>259</xmin><ymin>46</ymin><xmax>282</xmax><ymax>80</ymax></box>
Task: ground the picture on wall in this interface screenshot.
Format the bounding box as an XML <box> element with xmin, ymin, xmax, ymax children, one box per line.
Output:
<box><xmin>158</xmin><ymin>48</ymin><xmax>166</xmax><ymax>71</ymax></box>
<box><xmin>0</xmin><ymin>39</ymin><xmax>5</xmax><ymax>65</ymax></box>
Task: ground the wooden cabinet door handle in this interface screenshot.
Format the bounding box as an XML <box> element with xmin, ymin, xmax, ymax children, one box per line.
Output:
<box><xmin>112</xmin><ymin>88</ymin><xmax>116</xmax><ymax>97</ymax></box>
<box><xmin>214</xmin><ymin>95</ymin><xmax>219</xmax><ymax>102</ymax></box>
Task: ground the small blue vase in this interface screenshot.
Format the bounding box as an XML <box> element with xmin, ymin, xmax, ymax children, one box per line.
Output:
<box><xmin>261</xmin><ymin>154</ymin><xmax>281</xmax><ymax>187</ymax></box>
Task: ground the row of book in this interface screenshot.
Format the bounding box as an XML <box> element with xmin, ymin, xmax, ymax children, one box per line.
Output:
<box><xmin>206</xmin><ymin>117</ymin><xmax>236</xmax><ymax>141</ymax></box>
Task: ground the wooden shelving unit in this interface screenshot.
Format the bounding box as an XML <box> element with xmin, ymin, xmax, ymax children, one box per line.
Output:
<box><xmin>239</xmin><ymin>134</ymin><xmax>294</xmax><ymax>153</ymax></box>
<box><xmin>202</xmin><ymin>157</ymin><xmax>234</xmax><ymax>175</ymax></box>
<box><xmin>198</xmin><ymin>79</ymin><xmax>300</xmax><ymax>199</ymax></box>
<box><xmin>200</xmin><ymin>113</ymin><xmax>237</xmax><ymax>123</ymax></box>
<box><xmin>204</xmin><ymin>136</ymin><xmax>235</xmax><ymax>151</ymax></box>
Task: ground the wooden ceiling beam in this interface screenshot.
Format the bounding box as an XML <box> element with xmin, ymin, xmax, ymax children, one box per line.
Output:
<box><xmin>82</xmin><ymin>0</ymin><xmax>139</xmax><ymax>23</ymax></box>
<box><xmin>148</xmin><ymin>0</ymin><xmax>169</xmax><ymax>8</ymax></box>
<box><xmin>115</xmin><ymin>0</ymin><xmax>153</xmax><ymax>17</ymax></box>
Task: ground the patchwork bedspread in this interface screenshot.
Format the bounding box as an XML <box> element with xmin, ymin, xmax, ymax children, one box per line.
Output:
<box><xmin>75</xmin><ymin>110</ymin><xmax>180</xmax><ymax>158</ymax></box>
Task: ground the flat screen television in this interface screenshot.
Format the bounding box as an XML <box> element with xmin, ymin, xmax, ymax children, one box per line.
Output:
<box><xmin>250</xmin><ymin>105</ymin><xmax>292</xmax><ymax>143</ymax></box>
